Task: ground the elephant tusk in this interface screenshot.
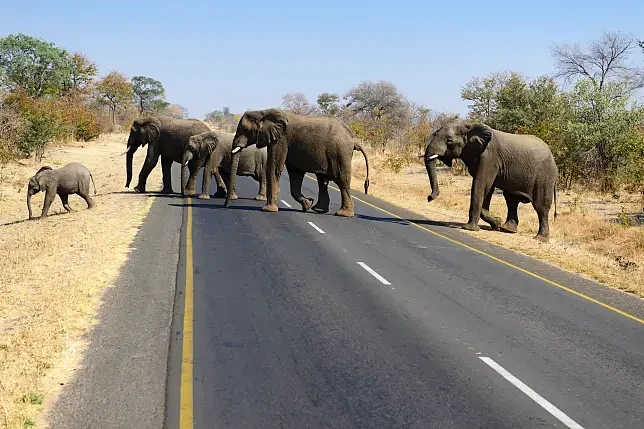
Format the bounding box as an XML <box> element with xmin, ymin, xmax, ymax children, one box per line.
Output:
<box><xmin>232</xmin><ymin>147</ymin><xmax>241</xmax><ymax>154</ymax></box>
<box><xmin>427</xmin><ymin>154</ymin><xmax>439</xmax><ymax>160</ymax></box>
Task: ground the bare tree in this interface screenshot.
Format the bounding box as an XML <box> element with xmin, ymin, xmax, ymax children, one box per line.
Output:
<box><xmin>343</xmin><ymin>80</ymin><xmax>410</xmax><ymax>125</ymax></box>
<box><xmin>281</xmin><ymin>92</ymin><xmax>318</xmax><ymax>115</ymax></box>
<box><xmin>551</xmin><ymin>31</ymin><xmax>644</xmax><ymax>92</ymax></box>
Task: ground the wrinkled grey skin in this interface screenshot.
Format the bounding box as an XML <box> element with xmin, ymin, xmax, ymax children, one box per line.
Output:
<box><xmin>27</xmin><ymin>162</ymin><xmax>97</xmax><ymax>219</ymax></box>
<box><xmin>125</xmin><ymin>116</ymin><xmax>210</xmax><ymax>194</ymax></box>
<box><xmin>226</xmin><ymin>109</ymin><xmax>370</xmax><ymax>217</ymax></box>
<box><xmin>424</xmin><ymin>120</ymin><xmax>558</xmax><ymax>242</ymax></box>
<box><xmin>182</xmin><ymin>130</ymin><xmax>268</xmax><ymax>201</ymax></box>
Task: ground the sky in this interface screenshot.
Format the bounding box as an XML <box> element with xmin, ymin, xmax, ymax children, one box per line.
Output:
<box><xmin>1</xmin><ymin>0</ymin><xmax>643</xmax><ymax>120</ymax></box>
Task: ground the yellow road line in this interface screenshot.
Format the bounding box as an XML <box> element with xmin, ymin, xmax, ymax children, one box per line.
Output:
<box><xmin>304</xmin><ymin>174</ymin><xmax>644</xmax><ymax>325</ymax></box>
<box><xmin>180</xmin><ymin>198</ymin><xmax>194</xmax><ymax>429</ymax></box>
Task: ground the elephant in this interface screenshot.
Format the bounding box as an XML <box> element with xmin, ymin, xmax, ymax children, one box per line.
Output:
<box><xmin>423</xmin><ymin>120</ymin><xmax>558</xmax><ymax>242</ymax></box>
<box><xmin>27</xmin><ymin>162</ymin><xmax>97</xmax><ymax>219</ymax></box>
<box><xmin>181</xmin><ymin>130</ymin><xmax>268</xmax><ymax>201</ymax></box>
<box><xmin>225</xmin><ymin>109</ymin><xmax>370</xmax><ymax>217</ymax></box>
<box><xmin>125</xmin><ymin>116</ymin><xmax>210</xmax><ymax>195</ymax></box>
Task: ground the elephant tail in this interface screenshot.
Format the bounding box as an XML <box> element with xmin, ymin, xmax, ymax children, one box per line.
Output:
<box><xmin>553</xmin><ymin>183</ymin><xmax>558</xmax><ymax>219</ymax></box>
<box><xmin>353</xmin><ymin>142</ymin><xmax>370</xmax><ymax>195</ymax></box>
<box><xmin>90</xmin><ymin>173</ymin><xmax>97</xmax><ymax>195</ymax></box>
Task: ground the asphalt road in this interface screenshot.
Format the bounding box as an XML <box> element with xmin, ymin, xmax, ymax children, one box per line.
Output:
<box><xmin>162</xmin><ymin>169</ymin><xmax>644</xmax><ymax>429</ymax></box>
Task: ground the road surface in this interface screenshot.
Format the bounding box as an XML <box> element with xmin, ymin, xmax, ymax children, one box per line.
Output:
<box><xmin>49</xmin><ymin>164</ymin><xmax>644</xmax><ymax>429</ymax></box>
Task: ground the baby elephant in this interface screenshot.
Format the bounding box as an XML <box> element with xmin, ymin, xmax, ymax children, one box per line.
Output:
<box><xmin>27</xmin><ymin>162</ymin><xmax>97</xmax><ymax>219</ymax></box>
<box><xmin>182</xmin><ymin>130</ymin><xmax>267</xmax><ymax>201</ymax></box>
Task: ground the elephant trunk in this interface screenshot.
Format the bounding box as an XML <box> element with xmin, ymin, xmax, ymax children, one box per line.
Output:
<box><xmin>125</xmin><ymin>147</ymin><xmax>135</xmax><ymax>188</ymax></box>
<box><xmin>181</xmin><ymin>151</ymin><xmax>193</xmax><ymax>194</ymax></box>
<box><xmin>424</xmin><ymin>146</ymin><xmax>440</xmax><ymax>202</ymax></box>
<box><xmin>27</xmin><ymin>189</ymin><xmax>34</xmax><ymax>219</ymax></box>
<box><xmin>224</xmin><ymin>151</ymin><xmax>241</xmax><ymax>207</ymax></box>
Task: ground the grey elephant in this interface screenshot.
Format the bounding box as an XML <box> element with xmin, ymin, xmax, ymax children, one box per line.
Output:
<box><xmin>225</xmin><ymin>109</ymin><xmax>370</xmax><ymax>217</ymax></box>
<box><xmin>181</xmin><ymin>130</ymin><xmax>268</xmax><ymax>201</ymax></box>
<box><xmin>424</xmin><ymin>120</ymin><xmax>558</xmax><ymax>242</ymax></box>
<box><xmin>27</xmin><ymin>162</ymin><xmax>97</xmax><ymax>219</ymax></box>
<box><xmin>125</xmin><ymin>116</ymin><xmax>210</xmax><ymax>194</ymax></box>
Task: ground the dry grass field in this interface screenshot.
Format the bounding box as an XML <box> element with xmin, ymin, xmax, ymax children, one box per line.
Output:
<box><xmin>0</xmin><ymin>133</ymin><xmax>160</xmax><ymax>429</ymax></box>
<box><xmin>351</xmin><ymin>153</ymin><xmax>644</xmax><ymax>297</ymax></box>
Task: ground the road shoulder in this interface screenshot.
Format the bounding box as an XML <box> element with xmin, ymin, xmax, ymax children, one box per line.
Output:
<box><xmin>44</xmin><ymin>192</ymin><xmax>184</xmax><ymax>429</ymax></box>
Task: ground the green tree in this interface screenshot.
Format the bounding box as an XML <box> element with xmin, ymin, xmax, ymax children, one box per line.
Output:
<box><xmin>131</xmin><ymin>76</ymin><xmax>167</xmax><ymax>114</ymax></box>
<box><xmin>223</xmin><ymin>106</ymin><xmax>231</xmax><ymax>116</ymax></box>
<box><xmin>63</xmin><ymin>53</ymin><xmax>98</xmax><ymax>95</ymax></box>
<box><xmin>317</xmin><ymin>93</ymin><xmax>340</xmax><ymax>115</ymax></box>
<box><xmin>94</xmin><ymin>71</ymin><xmax>133</xmax><ymax>125</ymax></box>
<box><xmin>0</xmin><ymin>33</ymin><xmax>72</xmax><ymax>97</ymax></box>
<box><xmin>460</xmin><ymin>72</ymin><xmax>509</xmax><ymax>122</ymax></box>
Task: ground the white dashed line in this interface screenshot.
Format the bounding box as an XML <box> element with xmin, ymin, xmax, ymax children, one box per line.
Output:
<box><xmin>479</xmin><ymin>357</ymin><xmax>584</xmax><ymax>429</ymax></box>
<box><xmin>357</xmin><ymin>262</ymin><xmax>391</xmax><ymax>285</ymax></box>
<box><xmin>307</xmin><ymin>222</ymin><xmax>325</xmax><ymax>234</ymax></box>
<box><xmin>280</xmin><ymin>200</ymin><xmax>292</xmax><ymax>208</ymax></box>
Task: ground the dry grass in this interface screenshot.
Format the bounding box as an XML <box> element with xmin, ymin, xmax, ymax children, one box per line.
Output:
<box><xmin>0</xmin><ymin>134</ymin><xmax>161</xmax><ymax>429</ymax></box>
<box><xmin>351</xmin><ymin>152</ymin><xmax>644</xmax><ymax>297</ymax></box>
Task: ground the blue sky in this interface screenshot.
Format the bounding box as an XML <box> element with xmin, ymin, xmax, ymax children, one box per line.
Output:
<box><xmin>1</xmin><ymin>1</ymin><xmax>642</xmax><ymax>119</ymax></box>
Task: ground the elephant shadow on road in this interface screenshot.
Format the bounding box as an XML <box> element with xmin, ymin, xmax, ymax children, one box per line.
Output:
<box><xmin>167</xmin><ymin>201</ymin><xmax>302</xmax><ymax>213</ymax></box>
<box><xmin>355</xmin><ymin>214</ymin><xmax>475</xmax><ymax>231</ymax></box>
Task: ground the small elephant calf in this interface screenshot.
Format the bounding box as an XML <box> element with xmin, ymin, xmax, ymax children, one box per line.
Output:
<box><xmin>27</xmin><ymin>162</ymin><xmax>97</xmax><ymax>219</ymax></box>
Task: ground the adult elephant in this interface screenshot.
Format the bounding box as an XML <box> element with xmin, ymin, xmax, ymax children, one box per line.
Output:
<box><xmin>424</xmin><ymin>120</ymin><xmax>557</xmax><ymax>242</ymax></box>
<box><xmin>224</xmin><ymin>109</ymin><xmax>370</xmax><ymax>217</ymax></box>
<box><xmin>125</xmin><ymin>116</ymin><xmax>210</xmax><ymax>194</ymax></box>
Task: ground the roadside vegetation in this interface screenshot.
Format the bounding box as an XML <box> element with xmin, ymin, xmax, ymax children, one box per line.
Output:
<box><xmin>0</xmin><ymin>32</ymin><xmax>184</xmax><ymax>429</ymax></box>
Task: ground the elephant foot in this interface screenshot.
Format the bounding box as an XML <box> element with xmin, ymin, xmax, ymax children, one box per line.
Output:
<box><xmin>160</xmin><ymin>187</ymin><xmax>173</xmax><ymax>194</ymax></box>
<box><xmin>213</xmin><ymin>189</ymin><xmax>227</xmax><ymax>198</ymax></box>
<box><xmin>255</xmin><ymin>194</ymin><xmax>267</xmax><ymax>201</ymax></box>
<box><xmin>487</xmin><ymin>216</ymin><xmax>503</xmax><ymax>231</ymax></box>
<box><xmin>462</xmin><ymin>222</ymin><xmax>480</xmax><ymax>232</ymax></box>
<box><xmin>534</xmin><ymin>233</ymin><xmax>549</xmax><ymax>243</ymax></box>
<box><xmin>312</xmin><ymin>204</ymin><xmax>329</xmax><ymax>214</ymax></box>
<box><xmin>228</xmin><ymin>192</ymin><xmax>239</xmax><ymax>201</ymax></box>
<box><xmin>134</xmin><ymin>185</ymin><xmax>146</xmax><ymax>193</ymax></box>
<box><xmin>197</xmin><ymin>193</ymin><xmax>210</xmax><ymax>200</ymax></box>
<box><xmin>500</xmin><ymin>221</ymin><xmax>518</xmax><ymax>234</ymax></box>
<box><xmin>334</xmin><ymin>207</ymin><xmax>355</xmax><ymax>217</ymax></box>
<box><xmin>261</xmin><ymin>203</ymin><xmax>279</xmax><ymax>212</ymax></box>
<box><xmin>299</xmin><ymin>198</ymin><xmax>314</xmax><ymax>212</ymax></box>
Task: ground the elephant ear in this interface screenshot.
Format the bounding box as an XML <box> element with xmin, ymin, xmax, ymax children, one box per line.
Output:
<box><xmin>143</xmin><ymin>123</ymin><xmax>160</xmax><ymax>146</ymax></box>
<box><xmin>465</xmin><ymin>123</ymin><xmax>493</xmax><ymax>155</ymax></box>
<box><xmin>36</xmin><ymin>172</ymin><xmax>51</xmax><ymax>191</ymax></box>
<box><xmin>203</xmin><ymin>136</ymin><xmax>217</xmax><ymax>155</ymax></box>
<box><xmin>257</xmin><ymin>110</ymin><xmax>288</xmax><ymax>148</ymax></box>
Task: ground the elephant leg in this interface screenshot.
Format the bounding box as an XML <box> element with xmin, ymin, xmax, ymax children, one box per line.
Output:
<box><xmin>261</xmin><ymin>145</ymin><xmax>286</xmax><ymax>213</ymax></box>
<box><xmin>211</xmin><ymin>167</ymin><xmax>227</xmax><ymax>198</ymax></box>
<box><xmin>60</xmin><ymin>193</ymin><xmax>72</xmax><ymax>212</ymax></box>
<box><xmin>312</xmin><ymin>173</ymin><xmax>330</xmax><ymax>214</ymax></box>
<box><xmin>160</xmin><ymin>155</ymin><xmax>173</xmax><ymax>194</ymax></box>
<box><xmin>286</xmin><ymin>164</ymin><xmax>313</xmax><ymax>212</ymax></box>
<box><xmin>532</xmin><ymin>189</ymin><xmax>553</xmax><ymax>243</ymax></box>
<box><xmin>185</xmin><ymin>159</ymin><xmax>201</xmax><ymax>194</ymax></box>
<box><xmin>480</xmin><ymin>186</ymin><xmax>502</xmax><ymax>230</ymax></box>
<box><xmin>500</xmin><ymin>192</ymin><xmax>520</xmax><ymax>234</ymax></box>
<box><xmin>78</xmin><ymin>191</ymin><xmax>96</xmax><ymax>209</ymax></box>
<box><xmin>334</xmin><ymin>172</ymin><xmax>355</xmax><ymax>218</ymax></box>
<box><xmin>135</xmin><ymin>147</ymin><xmax>159</xmax><ymax>193</ymax></box>
<box><xmin>463</xmin><ymin>167</ymin><xmax>496</xmax><ymax>231</ymax></box>
<box><xmin>255</xmin><ymin>171</ymin><xmax>267</xmax><ymax>201</ymax></box>
<box><xmin>40</xmin><ymin>187</ymin><xmax>57</xmax><ymax>218</ymax></box>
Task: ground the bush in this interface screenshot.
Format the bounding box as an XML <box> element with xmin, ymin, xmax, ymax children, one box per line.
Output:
<box><xmin>0</xmin><ymin>102</ymin><xmax>24</xmax><ymax>162</ymax></box>
<box><xmin>382</xmin><ymin>153</ymin><xmax>411</xmax><ymax>173</ymax></box>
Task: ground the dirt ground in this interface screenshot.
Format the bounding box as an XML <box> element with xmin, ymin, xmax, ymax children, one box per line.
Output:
<box><xmin>351</xmin><ymin>154</ymin><xmax>644</xmax><ymax>298</ymax></box>
<box><xmin>0</xmin><ymin>133</ymin><xmax>161</xmax><ymax>429</ymax></box>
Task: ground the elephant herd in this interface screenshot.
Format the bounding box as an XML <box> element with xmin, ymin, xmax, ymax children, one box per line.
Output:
<box><xmin>27</xmin><ymin>108</ymin><xmax>559</xmax><ymax>242</ymax></box>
